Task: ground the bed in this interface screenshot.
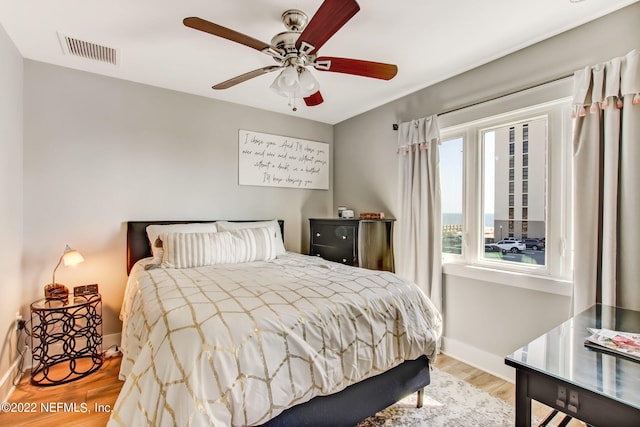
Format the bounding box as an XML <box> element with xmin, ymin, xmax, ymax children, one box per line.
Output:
<box><xmin>109</xmin><ymin>220</ymin><xmax>442</xmax><ymax>427</ymax></box>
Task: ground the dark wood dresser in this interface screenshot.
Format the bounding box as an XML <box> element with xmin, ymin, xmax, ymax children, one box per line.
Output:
<box><xmin>309</xmin><ymin>218</ymin><xmax>395</xmax><ymax>272</ymax></box>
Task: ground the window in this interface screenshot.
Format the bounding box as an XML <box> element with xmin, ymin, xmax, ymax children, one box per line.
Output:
<box><xmin>439</xmin><ymin>98</ymin><xmax>573</xmax><ymax>286</ymax></box>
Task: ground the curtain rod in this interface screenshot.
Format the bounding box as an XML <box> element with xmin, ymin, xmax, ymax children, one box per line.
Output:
<box><xmin>392</xmin><ymin>73</ymin><xmax>573</xmax><ymax>130</ymax></box>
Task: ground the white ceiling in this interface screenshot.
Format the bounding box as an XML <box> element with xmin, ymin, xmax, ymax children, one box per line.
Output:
<box><xmin>0</xmin><ymin>0</ymin><xmax>637</xmax><ymax>124</ymax></box>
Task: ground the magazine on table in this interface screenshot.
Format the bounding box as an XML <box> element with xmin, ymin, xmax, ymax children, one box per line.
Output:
<box><xmin>584</xmin><ymin>328</ymin><xmax>640</xmax><ymax>362</ymax></box>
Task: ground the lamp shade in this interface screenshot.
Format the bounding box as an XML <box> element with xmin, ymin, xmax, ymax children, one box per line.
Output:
<box><xmin>45</xmin><ymin>244</ymin><xmax>85</xmax><ymax>301</ymax></box>
<box><xmin>62</xmin><ymin>245</ymin><xmax>84</xmax><ymax>267</ymax></box>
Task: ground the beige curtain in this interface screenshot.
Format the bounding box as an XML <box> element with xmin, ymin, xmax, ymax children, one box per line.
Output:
<box><xmin>572</xmin><ymin>49</ymin><xmax>640</xmax><ymax>314</ymax></box>
<box><xmin>395</xmin><ymin>115</ymin><xmax>442</xmax><ymax>311</ymax></box>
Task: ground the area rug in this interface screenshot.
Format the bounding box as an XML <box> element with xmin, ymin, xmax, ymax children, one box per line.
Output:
<box><xmin>357</xmin><ymin>367</ymin><xmax>514</xmax><ymax>427</ymax></box>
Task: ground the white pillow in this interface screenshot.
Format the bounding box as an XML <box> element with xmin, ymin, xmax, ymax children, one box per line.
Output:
<box><xmin>146</xmin><ymin>222</ymin><xmax>217</xmax><ymax>264</ymax></box>
<box><xmin>161</xmin><ymin>228</ymin><xmax>277</xmax><ymax>268</ymax></box>
<box><xmin>216</xmin><ymin>220</ymin><xmax>285</xmax><ymax>255</ymax></box>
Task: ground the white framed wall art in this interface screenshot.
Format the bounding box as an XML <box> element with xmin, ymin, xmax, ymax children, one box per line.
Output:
<box><xmin>238</xmin><ymin>129</ymin><xmax>329</xmax><ymax>190</ymax></box>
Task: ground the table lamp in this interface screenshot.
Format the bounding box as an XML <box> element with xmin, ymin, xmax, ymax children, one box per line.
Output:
<box><xmin>44</xmin><ymin>245</ymin><xmax>84</xmax><ymax>301</ymax></box>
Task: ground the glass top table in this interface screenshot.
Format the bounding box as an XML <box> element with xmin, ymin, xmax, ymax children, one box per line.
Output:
<box><xmin>505</xmin><ymin>304</ymin><xmax>640</xmax><ymax>426</ymax></box>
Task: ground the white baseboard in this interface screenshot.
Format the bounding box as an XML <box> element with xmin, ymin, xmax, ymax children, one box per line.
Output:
<box><xmin>0</xmin><ymin>356</ymin><xmax>22</xmax><ymax>403</ymax></box>
<box><xmin>441</xmin><ymin>336</ymin><xmax>515</xmax><ymax>383</ymax></box>
<box><xmin>103</xmin><ymin>332</ymin><xmax>122</xmax><ymax>352</ymax></box>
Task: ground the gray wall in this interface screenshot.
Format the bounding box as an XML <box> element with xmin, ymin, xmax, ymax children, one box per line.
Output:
<box><xmin>0</xmin><ymin>23</ymin><xmax>23</xmax><ymax>399</ymax></box>
<box><xmin>334</xmin><ymin>3</ymin><xmax>640</xmax><ymax>378</ymax></box>
<box><xmin>22</xmin><ymin>62</ymin><xmax>333</xmax><ymax>342</ymax></box>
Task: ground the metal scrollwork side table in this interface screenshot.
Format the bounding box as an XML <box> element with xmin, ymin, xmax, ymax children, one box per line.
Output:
<box><xmin>30</xmin><ymin>294</ymin><xmax>103</xmax><ymax>386</ymax></box>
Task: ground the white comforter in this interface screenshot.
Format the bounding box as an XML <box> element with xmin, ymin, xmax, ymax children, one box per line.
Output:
<box><xmin>108</xmin><ymin>253</ymin><xmax>442</xmax><ymax>427</ymax></box>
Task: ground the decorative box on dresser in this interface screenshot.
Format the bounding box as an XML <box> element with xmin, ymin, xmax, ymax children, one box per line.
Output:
<box><xmin>309</xmin><ymin>218</ymin><xmax>395</xmax><ymax>272</ymax></box>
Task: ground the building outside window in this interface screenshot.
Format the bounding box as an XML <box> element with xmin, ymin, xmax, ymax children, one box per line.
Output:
<box><xmin>489</xmin><ymin>118</ymin><xmax>545</xmax><ymax>260</ymax></box>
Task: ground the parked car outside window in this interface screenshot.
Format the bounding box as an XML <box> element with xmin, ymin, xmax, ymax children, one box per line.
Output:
<box><xmin>494</xmin><ymin>240</ymin><xmax>526</xmax><ymax>253</ymax></box>
<box><xmin>523</xmin><ymin>238</ymin><xmax>545</xmax><ymax>250</ymax></box>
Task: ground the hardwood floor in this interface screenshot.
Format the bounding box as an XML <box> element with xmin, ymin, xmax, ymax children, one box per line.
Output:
<box><xmin>2</xmin><ymin>353</ymin><xmax>585</xmax><ymax>426</ymax></box>
<box><xmin>1</xmin><ymin>355</ymin><xmax>122</xmax><ymax>427</ymax></box>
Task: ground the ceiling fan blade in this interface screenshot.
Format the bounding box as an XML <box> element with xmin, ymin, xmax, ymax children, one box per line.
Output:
<box><xmin>184</xmin><ymin>17</ymin><xmax>283</xmax><ymax>57</ymax></box>
<box><xmin>213</xmin><ymin>66</ymin><xmax>282</xmax><ymax>90</ymax></box>
<box><xmin>304</xmin><ymin>91</ymin><xmax>324</xmax><ymax>107</ymax></box>
<box><xmin>295</xmin><ymin>0</ymin><xmax>360</xmax><ymax>54</ymax></box>
<box><xmin>314</xmin><ymin>57</ymin><xmax>398</xmax><ymax>80</ymax></box>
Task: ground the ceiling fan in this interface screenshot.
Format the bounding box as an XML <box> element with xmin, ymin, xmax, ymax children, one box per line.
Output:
<box><xmin>183</xmin><ymin>0</ymin><xmax>398</xmax><ymax>111</ymax></box>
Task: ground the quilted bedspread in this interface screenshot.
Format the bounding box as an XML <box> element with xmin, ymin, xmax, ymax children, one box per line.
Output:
<box><xmin>108</xmin><ymin>253</ymin><xmax>442</xmax><ymax>427</ymax></box>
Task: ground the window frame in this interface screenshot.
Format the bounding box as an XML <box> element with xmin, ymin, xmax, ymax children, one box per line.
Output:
<box><xmin>440</xmin><ymin>97</ymin><xmax>573</xmax><ymax>294</ymax></box>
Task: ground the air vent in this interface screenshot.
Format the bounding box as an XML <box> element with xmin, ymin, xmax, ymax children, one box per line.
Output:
<box><xmin>58</xmin><ymin>33</ymin><xmax>118</xmax><ymax>66</ymax></box>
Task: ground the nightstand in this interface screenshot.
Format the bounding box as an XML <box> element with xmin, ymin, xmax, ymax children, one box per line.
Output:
<box><xmin>30</xmin><ymin>294</ymin><xmax>103</xmax><ymax>386</ymax></box>
<box><xmin>309</xmin><ymin>218</ymin><xmax>395</xmax><ymax>271</ymax></box>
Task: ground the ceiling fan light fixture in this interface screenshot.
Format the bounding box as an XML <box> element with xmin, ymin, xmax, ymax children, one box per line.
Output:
<box><xmin>278</xmin><ymin>66</ymin><xmax>299</xmax><ymax>89</ymax></box>
<box><xmin>299</xmin><ymin>68</ymin><xmax>319</xmax><ymax>93</ymax></box>
<box><xmin>271</xmin><ymin>65</ymin><xmax>319</xmax><ymax>102</ymax></box>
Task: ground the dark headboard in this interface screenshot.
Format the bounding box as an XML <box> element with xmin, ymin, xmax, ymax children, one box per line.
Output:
<box><xmin>126</xmin><ymin>220</ymin><xmax>284</xmax><ymax>274</ymax></box>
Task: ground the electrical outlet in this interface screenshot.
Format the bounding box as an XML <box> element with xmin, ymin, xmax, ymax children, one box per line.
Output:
<box><xmin>15</xmin><ymin>312</ymin><xmax>24</xmax><ymax>331</ymax></box>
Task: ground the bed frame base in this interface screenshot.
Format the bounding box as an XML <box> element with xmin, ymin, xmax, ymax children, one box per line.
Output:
<box><xmin>259</xmin><ymin>355</ymin><xmax>430</xmax><ymax>427</ymax></box>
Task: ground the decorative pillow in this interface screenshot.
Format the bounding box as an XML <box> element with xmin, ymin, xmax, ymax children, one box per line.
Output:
<box><xmin>215</xmin><ymin>220</ymin><xmax>285</xmax><ymax>255</ymax></box>
<box><xmin>145</xmin><ymin>222</ymin><xmax>217</xmax><ymax>264</ymax></box>
<box><xmin>161</xmin><ymin>227</ymin><xmax>278</xmax><ymax>268</ymax></box>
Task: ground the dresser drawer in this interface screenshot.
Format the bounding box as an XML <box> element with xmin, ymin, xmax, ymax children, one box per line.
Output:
<box><xmin>311</xmin><ymin>223</ymin><xmax>356</xmax><ymax>246</ymax></box>
<box><xmin>310</xmin><ymin>245</ymin><xmax>356</xmax><ymax>265</ymax></box>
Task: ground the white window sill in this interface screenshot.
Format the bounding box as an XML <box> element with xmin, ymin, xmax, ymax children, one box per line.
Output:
<box><xmin>442</xmin><ymin>262</ymin><xmax>573</xmax><ymax>297</ymax></box>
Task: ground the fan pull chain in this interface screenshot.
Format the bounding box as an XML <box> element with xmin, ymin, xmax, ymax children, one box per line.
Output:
<box><xmin>288</xmin><ymin>95</ymin><xmax>298</xmax><ymax>112</ymax></box>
